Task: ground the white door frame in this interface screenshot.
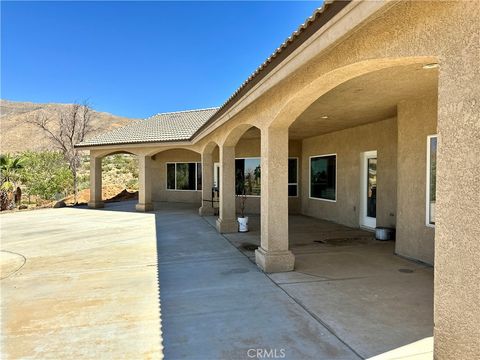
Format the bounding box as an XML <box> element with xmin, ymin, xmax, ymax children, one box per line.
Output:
<box><xmin>360</xmin><ymin>150</ymin><xmax>377</xmax><ymax>229</ymax></box>
<box><xmin>213</xmin><ymin>162</ymin><xmax>220</xmax><ymax>189</ymax></box>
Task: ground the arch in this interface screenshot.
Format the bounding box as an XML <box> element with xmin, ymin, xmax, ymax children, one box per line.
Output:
<box><xmin>202</xmin><ymin>141</ymin><xmax>220</xmax><ymax>155</ymax></box>
<box><xmin>269</xmin><ymin>56</ymin><xmax>437</xmax><ymax>129</ymax></box>
<box><xmin>146</xmin><ymin>146</ymin><xmax>201</xmax><ymax>157</ymax></box>
<box><xmin>95</xmin><ymin>149</ymin><xmax>138</xmax><ymax>158</ymax></box>
<box><xmin>222</xmin><ymin>123</ymin><xmax>259</xmax><ymax>147</ymax></box>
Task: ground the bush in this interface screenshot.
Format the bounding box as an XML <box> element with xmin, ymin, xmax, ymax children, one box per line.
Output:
<box><xmin>20</xmin><ymin>151</ymin><xmax>73</xmax><ymax>201</ymax></box>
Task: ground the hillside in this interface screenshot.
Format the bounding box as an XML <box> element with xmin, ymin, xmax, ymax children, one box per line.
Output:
<box><xmin>0</xmin><ymin>99</ymin><xmax>139</xmax><ymax>153</ymax></box>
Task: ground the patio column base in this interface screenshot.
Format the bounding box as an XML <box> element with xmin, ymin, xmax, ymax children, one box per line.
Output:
<box><xmin>136</xmin><ymin>203</ymin><xmax>154</xmax><ymax>212</ymax></box>
<box><xmin>216</xmin><ymin>218</ymin><xmax>237</xmax><ymax>233</ymax></box>
<box><xmin>199</xmin><ymin>206</ymin><xmax>215</xmax><ymax>216</ymax></box>
<box><xmin>88</xmin><ymin>201</ymin><xmax>104</xmax><ymax>209</ymax></box>
<box><xmin>255</xmin><ymin>247</ymin><xmax>295</xmax><ymax>273</ymax></box>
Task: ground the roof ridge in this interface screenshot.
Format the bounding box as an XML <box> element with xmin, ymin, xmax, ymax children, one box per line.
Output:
<box><xmin>215</xmin><ymin>2</ymin><xmax>332</xmax><ymax>112</ymax></box>
<box><xmin>145</xmin><ymin>106</ymin><xmax>220</xmax><ymax>120</ymax></box>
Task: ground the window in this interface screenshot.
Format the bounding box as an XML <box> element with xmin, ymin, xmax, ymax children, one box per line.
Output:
<box><xmin>426</xmin><ymin>135</ymin><xmax>437</xmax><ymax>226</ymax></box>
<box><xmin>310</xmin><ymin>154</ymin><xmax>336</xmax><ymax>201</ymax></box>
<box><xmin>235</xmin><ymin>158</ymin><xmax>261</xmax><ymax>196</ymax></box>
<box><xmin>234</xmin><ymin>157</ymin><xmax>299</xmax><ymax>196</ymax></box>
<box><xmin>288</xmin><ymin>158</ymin><xmax>298</xmax><ymax>197</ymax></box>
<box><xmin>166</xmin><ymin>162</ymin><xmax>202</xmax><ymax>191</ymax></box>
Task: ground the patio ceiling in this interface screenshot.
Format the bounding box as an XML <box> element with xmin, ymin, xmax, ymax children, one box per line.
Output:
<box><xmin>289</xmin><ymin>63</ymin><xmax>438</xmax><ymax>139</ymax></box>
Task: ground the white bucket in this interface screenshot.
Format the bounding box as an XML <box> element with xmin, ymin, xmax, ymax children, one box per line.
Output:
<box><xmin>238</xmin><ymin>216</ymin><xmax>249</xmax><ymax>232</ymax></box>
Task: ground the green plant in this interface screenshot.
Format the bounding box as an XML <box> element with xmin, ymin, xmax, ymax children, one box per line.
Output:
<box><xmin>235</xmin><ymin>168</ymin><xmax>247</xmax><ymax>218</ymax></box>
<box><xmin>20</xmin><ymin>151</ymin><xmax>73</xmax><ymax>201</ymax></box>
<box><xmin>0</xmin><ymin>154</ymin><xmax>25</xmax><ymax>207</ymax></box>
<box><xmin>1</xmin><ymin>154</ymin><xmax>24</xmax><ymax>186</ymax></box>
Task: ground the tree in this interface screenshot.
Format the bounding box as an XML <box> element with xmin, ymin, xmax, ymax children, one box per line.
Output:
<box><xmin>1</xmin><ymin>154</ymin><xmax>24</xmax><ymax>185</ymax></box>
<box><xmin>0</xmin><ymin>154</ymin><xmax>25</xmax><ymax>209</ymax></box>
<box><xmin>20</xmin><ymin>151</ymin><xmax>73</xmax><ymax>202</ymax></box>
<box><xmin>28</xmin><ymin>101</ymin><xmax>94</xmax><ymax>203</ymax></box>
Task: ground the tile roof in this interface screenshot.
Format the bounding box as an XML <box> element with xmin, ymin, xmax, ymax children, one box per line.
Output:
<box><xmin>76</xmin><ymin>107</ymin><xmax>219</xmax><ymax>147</ymax></box>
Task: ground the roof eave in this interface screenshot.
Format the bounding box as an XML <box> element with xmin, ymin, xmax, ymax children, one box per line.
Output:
<box><xmin>74</xmin><ymin>138</ymin><xmax>194</xmax><ymax>151</ymax></box>
<box><xmin>191</xmin><ymin>0</ymin><xmax>351</xmax><ymax>140</ymax></box>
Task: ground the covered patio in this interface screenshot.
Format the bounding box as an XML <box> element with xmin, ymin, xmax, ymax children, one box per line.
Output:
<box><xmin>205</xmin><ymin>213</ymin><xmax>434</xmax><ymax>359</ymax></box>
<box><xmin>72</xmin><ymin>1</ymin><xmax>480</xmax><ymax>357</ymax></box>
<box><xmin>2</xmin><ymin>199</ymin><xmax>433</xmax><ymax>359</ymax></box>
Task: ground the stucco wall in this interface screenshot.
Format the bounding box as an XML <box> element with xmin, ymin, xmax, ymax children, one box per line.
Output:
<box><xmin>433</xmin><ymin>3</ymin><xmax>480</xmax><ymax>358</ymax></box>
<box><xmin>89</xmin><ymin>1</ymin><xmax>480</xmax><ymax>356</ymax></box>
<box><xmin>150</xmin><ymin>139</ymin><xmax>302</xmax><ymax>212</ymax></box>
<box><xmin>301</xmin><ymin>117</ymin><xmax>397</xmax><ymax>229</ymax></box>
<box><xmin>151</xmin><ymin>149</ymin><xmax>202</xmax><ymax>204</ymax></box>
<box><xmin>396</xmin><ymin>95</ymin><xmax>437</xmax><ymax>265</ymax></box>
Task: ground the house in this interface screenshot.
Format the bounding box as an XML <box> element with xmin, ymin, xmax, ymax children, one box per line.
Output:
<box><xmin>76</xmin><ymin>1</ymin><xmax>480</xmax><ymax>358</ymax></box>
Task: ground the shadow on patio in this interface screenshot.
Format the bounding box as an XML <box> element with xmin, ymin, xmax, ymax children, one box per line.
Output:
<box><xmin>206</xmin><ymin>213</ymin><xmax>434</xmax><ymax>359</ymax></box>
<box><xmin>80</xmin><ymin>200</ymin><xmax>433</xmax><ymax>359</ymax></box>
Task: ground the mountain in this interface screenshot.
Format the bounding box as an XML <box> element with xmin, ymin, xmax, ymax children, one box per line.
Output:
<box><xmin>0</xmin><ymin>99</ymin><xmax>140</xmax><ymax>153</ymax></box>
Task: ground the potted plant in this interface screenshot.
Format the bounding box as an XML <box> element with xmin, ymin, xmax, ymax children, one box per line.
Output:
<box><xmin>236</xmin><ymin>169</ymin><xmax>249</xmax><ymax>232</ymax></box>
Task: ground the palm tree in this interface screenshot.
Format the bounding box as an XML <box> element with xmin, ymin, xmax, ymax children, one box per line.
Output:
<box><xmin>1</xmin><ymin>154</ymin><xmax>24</xmax><ymax>207</ymax></box>
<box><xmin>1</xmin><ymin>154</ymin><xmax>24</xmax><ymax>184</ymax></box>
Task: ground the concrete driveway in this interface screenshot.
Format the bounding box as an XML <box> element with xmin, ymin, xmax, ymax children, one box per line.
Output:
<box><xmin>2</xmin><ymin>202</ymin><xmax>358</xmax><ymax>359</ymax></box>
<box><xmin>1</xmin><ymin>203</ymin><xmax>162</xmax><ymax>359</ymax></box>
<box><xmin>1</xmin><ymin>201</ymin><xmax>433</xmax><ymax>359</ymax></box>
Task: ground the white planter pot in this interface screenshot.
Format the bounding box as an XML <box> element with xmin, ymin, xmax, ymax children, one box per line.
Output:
<box><xmin>238</xmin><ymin>216</ymin><xmax>249</xmax><ymax>232</ymax></box>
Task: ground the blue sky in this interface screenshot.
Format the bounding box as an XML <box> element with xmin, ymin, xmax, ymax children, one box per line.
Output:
<box><xmin>1</xmin><ymin>1</ymin><xmax>322</xmax><ymax>118</ymax></box>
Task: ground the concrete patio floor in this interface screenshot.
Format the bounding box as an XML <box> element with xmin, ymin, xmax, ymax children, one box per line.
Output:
<box><xmin>1</xmin><ymin>201</ymin><xmax>433</xmax><ymax>359</ymax></box>
<box><xmin>207</xmin><ymin>214</ymin><xmax>434</xmax><ymax>359</ymax></box>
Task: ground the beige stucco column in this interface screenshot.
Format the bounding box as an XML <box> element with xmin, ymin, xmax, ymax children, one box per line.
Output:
<box><xmin>199</xmin><ymin>152</ymin><xmax>215</xmax><ymax>216</ymax></box>
<box><xmin>434</xmin><ymin>57</ymin><xmax>480</xmax><ymax>357</ymax></box>
<box><xmin>88</xmin><ymin>155</ymin><xmax>104</xmax><ymax>209</ymax></box>
<box><xmin>216</xmin><ymin>145</ymin><xmax>237</xmax><ymax>233</ymax></box>
<box><xmin>255</xmin><ymin>126</ymin><xmax>294</xmax><ymax>272</ymax></box>
<box><xmin>136</xmin><ymin>155</ymin><xmax>154</xmax><ymax>212</ymax></box>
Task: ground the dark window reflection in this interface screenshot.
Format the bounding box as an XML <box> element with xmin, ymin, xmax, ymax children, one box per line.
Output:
<box><xmin>310</xmin><ymin>155</ymin><xmax>336</xmax><ymax>200</ymax></box>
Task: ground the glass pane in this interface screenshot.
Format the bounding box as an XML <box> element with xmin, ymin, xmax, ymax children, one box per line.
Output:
<box><xmin>245</xmin><ymin>158</ymin><xmax>261</xmax><ymax>196</ymax></box>
<box><xmin>215</xmin><ymin>165</ymin><xmax>220</xmax><ymax>191</ymax></box>
<box><xmin>310</xmin><ymin>155</ymin><xmax>336</xmax><ymax>200</ymax></box>
<box><xmin>288</xmin><ymin>184</ymin><xmax>297</xmax><ymax>197</ymax></box>
<box><xmin>235</xmin><ymin>159</ymin><xmax>245</xmax><ymax>195</ymax></box>
<box><xmin>167</xmin><ymin>164</ymin><xmax>175</xmax><ymax>189</ymax></box>
<box><xmin>188</xmin><ymin>163</ymin><xmax>196</xmax><ymax>190</ymax></box>
<box><xmin>429</xmin><ymin>137</ymin><xmax>437</xmax><ymax>224</ymax></box>
<box><xmin>196</xmin><ymin>163</ymin><xmax>202</xmax><ymax>190</ymax></box>
<box><xmin>288</xmin><ymin>158</ymin><xmax>297</xmax><ymax>184</ymax></box>
<box><xmin>235</xmin><ymin>158</ymin><xmax>261</xmax><ymax>196</ymax></box>
<box><xmin>367</xmin><ymin>158</ymin><xmax>377</xmax><ymax>218</ymax></box>
<box><xmin>176</xmin><ymin>163</ymin><xmax>196</xmax><ymax>190</ymax></box>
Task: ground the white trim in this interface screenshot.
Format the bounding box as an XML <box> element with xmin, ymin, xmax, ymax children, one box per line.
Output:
<box><xmin>165</xmin><ymin>162</ymin><xmax>202</xmax><ymax>192</ymax></box>
<box><xmin>309</xmin><ymin>153</ymin><xmax>337</xmax><ymax>202</ymax></box>
<box><xmin>288</xmin><ymin>157</ymin><xmax>299</xmax><ymax>198</ymax></box>
<box><xmin>360</xmin><ymin>150</ymin><xmax>377</xmax><ymax>230</ymax></box>
<box><xmin>426</xmin><ymin>135</ymin><xmax>437</xmax><ymax>227</ymax></box>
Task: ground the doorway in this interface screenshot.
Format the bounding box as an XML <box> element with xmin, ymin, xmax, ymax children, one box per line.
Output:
<box><xmin>360</xmin><ymin>151</ymin><xmax>377</xmax><ymax>229</ymax></box>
